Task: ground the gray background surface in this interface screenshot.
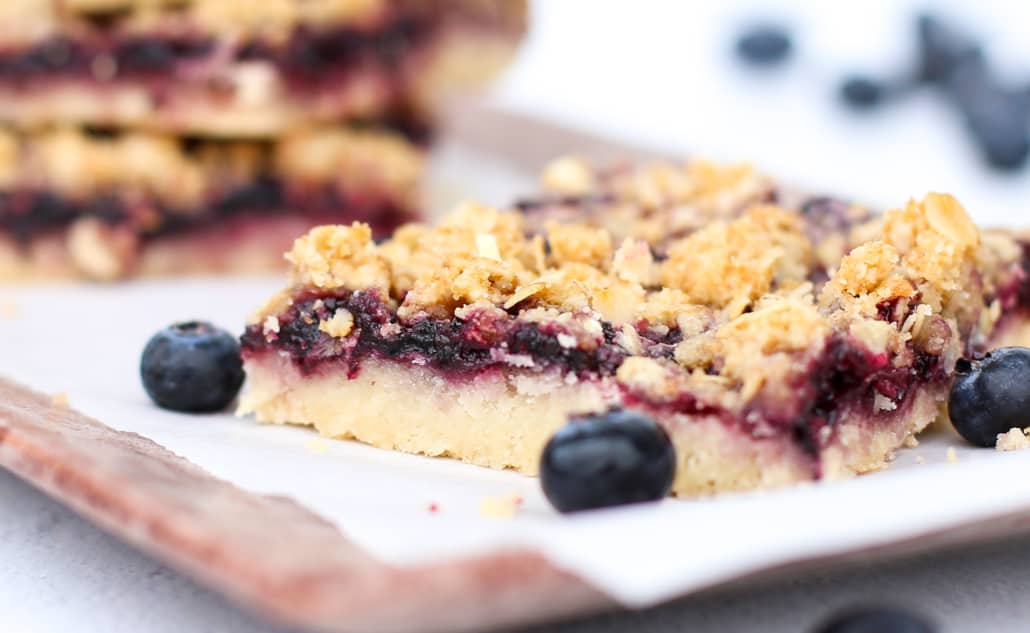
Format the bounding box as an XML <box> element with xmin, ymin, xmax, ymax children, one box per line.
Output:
<box><xmin>5</xmin><ymin>468</ymin><xmax>1030</xmax><ymax>633</ymax></box>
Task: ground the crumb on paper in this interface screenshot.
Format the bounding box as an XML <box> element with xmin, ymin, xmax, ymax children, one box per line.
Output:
<box><xmin>427</xmin><ymin>502</ymin><xmax>440</xmax><ymax>514</ymax></box>
<box><xmin>479</xmin><ymin>493</ymin><xmax>524</xmax><ymax>518</ymax></box>
<box><xmin>305</xmin><ymin>439</ymin><xmax>329</xmax><ymax>454</ymax></box>
<box><xmin>915</xmin><ymin>455</ymin><xmax>926</xmax><ymax>464</ymax></box>
<box><xmin>0</xmin><ymin>300</ymin><xmax>19</xmax><ymax>319</ymax></box>
<box><xmin>50</xmin><ymin>392</ymin><xmax>69</xmax><ymax>408</ymax></box>
<box><xmin>946</xmin><ymin>447</ymin><xmax>959</xmax><ymax>464</ymax></box>
<box><xmin>904</xmin><ymin>435</ymin><xmax>919</xmax><ymax>448</ymax></box>
<box><xmin>996</xmin><ymin>427</ymin><xmax>1030</xmax><ymax>452</ymax></box>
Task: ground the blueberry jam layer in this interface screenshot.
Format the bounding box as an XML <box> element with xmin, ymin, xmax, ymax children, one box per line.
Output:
<box><xmin>0</xmin><ymin>14</ymin><xmax>432</xmax><ymax>92</ymax></box>
<box><xmin>241</xmin><ymin>289</ymin><xmax>689</xmax><ymax>380</ymax></box>
<box><xmin>0</xmin><ymin>181</ymin><xmax>413</xmax><ymax>245</ymax></box>
<box><xmin>624</xmin><ymin>334</ymin><xmax>947</xmax><ymax>462</ymax></box>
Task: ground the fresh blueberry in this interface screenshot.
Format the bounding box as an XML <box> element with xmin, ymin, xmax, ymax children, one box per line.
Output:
<box><xmin>840</xmin><ymin>76</ymin><xmax>887</xmax><ymax>109</ymax></box>
<box><xmin>814</xmin><ymin>607</ymin><xmax>935</xmax><ymax>633</ymax></box>
<box><xmin>949</xmin><ymin>347</ymin><xmax>1030</xmax><ymax>447</ymax></box>
<box><xmin>540</xmin><ymin>409</ymin><xmax>675</xmax><ymax>513</ymax></box>
<box><xmin>140</xmin><ymin>321</ymin><xmax>245</xmax><ymax>413</ymax></box>
<box><xmin>735</xmin><ymin>25</ymin><xmax>793</xmax><ymax>67</ymax></box>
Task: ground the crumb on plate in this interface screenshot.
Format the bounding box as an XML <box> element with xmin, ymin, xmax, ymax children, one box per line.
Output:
<box><xmin>996</xmin><ymin>427</ymin><xmax>1030</xmax><ymax>452</ymax></box>
<box><xmin>51</xmin><ymin>392</ymin><xmax>69</xmax><ymax>408</ymax></box>
<box><xmin>0</xmin><ymin>300</ymin><xmax>19</xmax><ymax>319</ymax></box>
<box><xmin>479</xmin><ymin>492</ymin><xmax>524</xmax><ymax>518</ymax></box>
<box><xmin>946</xmin><ymin>447</ymin><xmax>959</xmax><ymax>464</ymax></box>
<box><xmin>305</xmin><ymin>438</ymin><xmax>330</xmax><ymax>454</ymax></box>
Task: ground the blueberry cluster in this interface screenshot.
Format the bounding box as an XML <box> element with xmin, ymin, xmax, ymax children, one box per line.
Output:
<box><xmin>736</xmin><ymin>14</ymin><xmax>1030</xmax><ymax>170</ymax></box>
<box><xmin>859</xmin><ymin>14</ymin><xmax>1030</xmax><ymax>170</ymax></box>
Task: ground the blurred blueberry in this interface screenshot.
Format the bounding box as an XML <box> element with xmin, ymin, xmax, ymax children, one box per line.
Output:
<box><xmin>735</xmin><ymin>25</ymin><xmax>793</xmax><ymax>67</ymax></box>
<box><xmin>840</xmin><ymin>76</ymin><xmax>888</xmax><ymax>109</ymax></box>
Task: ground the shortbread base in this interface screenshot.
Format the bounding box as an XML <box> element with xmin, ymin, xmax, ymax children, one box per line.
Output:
<box><xmin>239</xmin><ymin>354</ymin><xmax>946</xmax><ymax>496</ymax></box>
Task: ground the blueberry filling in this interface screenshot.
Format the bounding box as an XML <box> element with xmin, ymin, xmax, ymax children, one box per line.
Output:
<box><xmin>241</xmin><ymin>289</ymin><xmax>642</xmax><ymax>379</ymax></box>
<box><xmin>0</xmin><ymin>15</ymin><xmax>431</xmax><ymax>89</ymax></box>
<box><xmin>0</xmin><ymin>181</ymin><xmax>413</xmax><ymax>246</ymax></box>
<box><xmin>624</xmin><ymin>334</ymin><xmax>947</xmax><ymax>459</ymax></box>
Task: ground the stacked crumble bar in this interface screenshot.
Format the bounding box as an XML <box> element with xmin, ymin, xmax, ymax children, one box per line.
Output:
<box><xmin>0</xmin><ymin>0</ymin><xmax>525</xmax><ymax>280</ymax></box>
<box><xmin>239</xmin><ymin>158</ymin><xmax>1030</xmax><ymax>496</ymax></box>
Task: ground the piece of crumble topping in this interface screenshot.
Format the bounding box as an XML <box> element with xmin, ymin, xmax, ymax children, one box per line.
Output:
<box><xmin>479</xmin><ymin>492</ymin><xmax>524</xmax><ymax>518</ymax></box>
<box><xmin>319</xmin><ymin>309</ymin><xmax>355</xmax><ymax>338</ymax></box>
<box><xmin>0</xmin><ymin>300</ymin><xmax>19</xmax><ymax>319</ymax></box>
<box><xmin>996</xmin><ymin>428</ymin><xmax>1030</xmax><ymax>451</ymax></box>
<box><xmin>305</xmin><ymin>439</ymin><xmax>330</xmax><ymax>454</ymax></box>
<box><xmin>51</xmin><ymin>392</ymin><xmax>69</xmax><ymax>409</ymax></box>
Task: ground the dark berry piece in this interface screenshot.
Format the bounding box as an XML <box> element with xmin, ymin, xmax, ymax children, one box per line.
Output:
<box><xmin>963</xmin><ymin>91</ymin><xmax>1030</xmax><ymax>170</ymax></box>
<box><xmin>814</xmin><ymin>607</ymin><xmax>935</xmax><ymax>633</ymax></box>
<box><xmin>540</xmin><ymin>409</ymin><xmax>675</xmax><ymax>513</ymax></box>
<box><xmin>941</xmin><ymin>50</ymin><xmax>1030</xmax><ymax>170</ymax></box>
<box><xmin>917</xmin><ymin>13</ymin><xmax>980</xmax><ymax>85</ymax></box>
<box><xmin>140</xmin><ymin>321</ymin><xmax>244</xmax><ymax>413</ymax></box>
<box><xmin>949</xmin><ymin>347</ymin><xmax>1030</xmax><ymax>447</ymax></box>
<box><xmin>840</xmin><ymin>76</ymin><xmax>887</xmax><ymax>109</ymax></box>
<box><xmin>735</xmin><ymin>25</ymin><xmax>793</xmax><ymax>67</ymax></box>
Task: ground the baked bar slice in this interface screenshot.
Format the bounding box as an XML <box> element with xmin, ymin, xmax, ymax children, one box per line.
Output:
<box><xmin>0</xmin><ymin>124</ymin><xmax>421</xmax><ymax>280</ymax></box>
<box><xmin>0</xmin><ymin>0</ymin><xmax>526</xmax><ymax>135</ymax></box>
<box><xmin>238</xmin><ymin>184</ymin><xmax>1030</xmax><ymax>496</ymax></box>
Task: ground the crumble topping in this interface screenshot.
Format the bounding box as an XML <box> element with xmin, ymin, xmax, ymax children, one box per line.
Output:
<box><xmin>0</xmin><ymin>125</ymin><xmax>422</xmax><ymax>204</ymax></box>
<box><xmin>276</xmin><ymin>192</ymin><xmax>986</xmax><ymax>373</ymax></box>
<box><xmin>540</xmin><ymin>156</ymin><xmax>595</xmax><ymax>195</ymax></box>
<box><xmin>525</xmin><ymin>157</ymin><xmax>776</xmax><ymax>249</ymax></box>
<box><xmin>479</xmin><ymin>492</ymin><xmax>523</xmax><ymax>518</ymax></box>
<box><xmin>287</xmin><ymin>223</ymin><xmax>391</xmax><ymax>293</ymax></box>
<box><xmin>1</xmin><ymin>1</ymin><xmax>388</xmax><ymax>44</ymax></box>
<box><xmin>660</xmin><ymin>205</ymin><xmax>812</xmax><ymax>316</ymax></box>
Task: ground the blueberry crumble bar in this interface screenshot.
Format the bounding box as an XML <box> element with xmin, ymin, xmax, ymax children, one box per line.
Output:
<box><xmin>0</xmin><ymin>0</ymin><xmax>527</xmax><ymax>136</ymax></box>
<box><xmin>0</xmin><ymin>125</ymin><xmax>421</xmax><ymax>280</ymax></box>
<box><xmin>238</xmin><ymin>172</ymin><xmax>1030</xmax><ymax>495</ymax></box>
